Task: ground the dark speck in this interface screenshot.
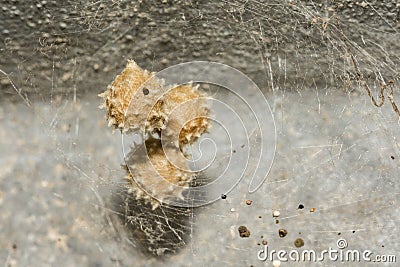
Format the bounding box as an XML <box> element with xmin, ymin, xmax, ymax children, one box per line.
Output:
<box><xmin>279</xmin><ymin>228</ymin><xmax>288</xmax><ymax>238</ymax></box>
<box><xmin>298</xmin><ymin>204</ymin><xmax>304</xmax><ymax>209</ymax></box>
<box><xmin>143</xmin><ymin>88</ymin><xmax>149</xmax><ymax>95</ymax></box>
<box><xmin>391</xmin><ymin>155</ymin><xmax>395</xmax><ymax>160</ymax></box>
<box><xmin>221</xmin><ymin>194</ymin><xmax>227</xmax><ymax>199</ymax></box>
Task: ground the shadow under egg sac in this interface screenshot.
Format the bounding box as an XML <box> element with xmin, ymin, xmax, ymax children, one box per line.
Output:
<box><xmin>111</xmin><ymin>188</ymin><xmax>194</xmax><ymax>256</ymax></box>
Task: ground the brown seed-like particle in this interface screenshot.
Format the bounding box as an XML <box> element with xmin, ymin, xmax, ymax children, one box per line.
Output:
<box><xmin>278</xmin><ymin>229</ymin><xmax>288</xmax><ymax>238</ymax></box>
<box><xmin>310</xmin><ymin>207</ymin><xmax>316</xmax><ymax>212</ymax></box>
<box><xmin>238</xmin><ymin>226</ymin><xmax>251</xmax><ymax>238</ymax></box>
<box><xmin>262</xmin><ymin>240</ymin><xmax>268</xmax><ymax>245</ymax></box>
<box><xmin>294</xmin><ymin>238</ymin><xmax>304</xmax><ymax>248</ymax></box>
<box><xmin>246</xmin><ymin>199</ymin><xmax>252</xmax><ymax>205</ymax></box>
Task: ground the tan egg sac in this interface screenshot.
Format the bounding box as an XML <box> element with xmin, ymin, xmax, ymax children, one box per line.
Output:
<box><xmin>162</xmin><ymin>84</ymin><xmax>210</xmax><ymax>147</ymax></box>
<box><xmin>125</xmin><ymin>141</ymin><xmax>195</xmax><ymax>209</ymax></box>
<box><xmin>98</xmin><ymin>60</ymin><xmax>166</xmax><ymax>132</ymax></box>
<box><xmin>99</xmin><ymin>60</ymin><xmax>210</xmax><ymax>146</ymax></box>
<box><xmin>100</xmin><ymin>60</ymin><xmax>210</xmax><ymax>209</ymax></box>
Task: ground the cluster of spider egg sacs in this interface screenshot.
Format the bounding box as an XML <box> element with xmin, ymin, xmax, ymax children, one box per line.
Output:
<box><xmin>99</xmin><ymin>60</ymin><xmax>210</xmax><ymax>209</ymax></box>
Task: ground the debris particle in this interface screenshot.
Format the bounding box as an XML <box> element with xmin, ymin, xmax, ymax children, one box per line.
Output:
<box><xmin>310</xmin><ymin>207</ymin><xmax>315</xmax><ymax>212</ymax></box>
<box><xmin>258</xmin><ymin>215</ymin><xmax>262</xmax><ymax>219</ymax></box>
<box><xmin>278</xmin><ymin>228</ymin><xmax>288</xmax><ymax>238</ymax></box>
<box><xmin>230</xmin><ymin>208</ymin><xmax>235</xmax><ymax>212</ymax></box>
<box><xmin>262</xmin><ymin>240</ymin><xmax>268</xmax><ymax>245</ymax></box>
<box><xmin>12</xmin><ymin>244</ymin><xmax>17</xmax><ymax>249</ymax></box>
<box><xmin>221</xmin><ymin>194</ymin><xmax>227</xmax><ymax>199</ymax></box>
<box><xmin>246</xmin><ymin>199</ymin><xmax>252</xmax><ymax>205</ymax></box>
<box><xmin>93</xmin><ymin>63</ymin><xmax>100</xmax><ymax>71</ymax></box>
<box><xmin>273</xmin><ymin>210</ymin><xmax>280</xmax><ymax>217</ymax></box>
<box><xmin>142</xmin><ymin>88</ymin><xmax>149</xmax><ymax>95</ymax></box>
<box><xmin>298</xmin><ymin>204</ymin><xmax>304</xmax><ymax>209</ymax></box>
<box><xmin>275</xmin><ymin>219</ymin><xmax>280</xmax><ymax>224</ymax></box>
<box><xmin>391</xmin><ymin>155</ymin><xmax>395</xmax><ymax>160</ymax></box>
<box><xmin>294</xmin><ymin>238</ymin><xmax>304</xmax><ymax>247</ymax></box>
<box><xmin>238</xmin><ymin>226</ymin><xmax>251</xmax><ymax>238</ymax></box>
<box><xmin>27</xmin><ymin>21</ymin><xmax>36</xmax><ymax>28</ymax></box>
<box><xmin>272</xmin><ymin>260</ymin><xmax>281</xmax><ymax>267</ymax></box>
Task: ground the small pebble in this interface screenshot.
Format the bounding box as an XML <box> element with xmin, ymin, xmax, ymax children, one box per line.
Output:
<box><xmin>272</xmin><ymin>260</ymin><xmax>281</xmax><ymax>267</ymax></box>
<box><xmin>310</xmin><ymin>207</ymin><xmax>316</xmax><ymax>212</ymax></box>
<box><xmin>59</xmin><ymin>22</ymin><xmax>67</xmax><ymax>29</ymax></box>
<box><xmin>278</xmin><ymin>228</ymin><xmax>288</xmax><ymax>238</ymax></box>
<box><xmin>27</xmin><ymin>21</ymin><xmax>36</xmax><ymax>28</ymax></box>
<box><xmin>294</xmin><ymin>238</ymin><xmax>304</xmax><ymax>247</ymax></box>
<box><xmin>230</xmin><ymin>208</ymin><xmax>235</xmax><ymax>212</ymax></box>
<box><xmin>246</xmin><ymin>199</ymin><xmax>252</xmax><ymax>205</ymax></box>
<box><xmin>273</xmin><ymin>210</ymin><xmax>280</xmax><ymax>217</ymax></box>
<box><xmin>262</xmin><ymin>240</ymin><xmax>267</xmax><ymax>245</ymax></box>
<box><xmin>238</xmin><ymin>226</ymin><xmax>251</xmax><ymax>238</ymax></box>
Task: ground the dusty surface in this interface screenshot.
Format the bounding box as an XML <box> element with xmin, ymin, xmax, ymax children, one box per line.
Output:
<box><xmin>1</xmin><ymin>89</ymin><xmax>400</xmax><ymax>266</ymax></box>
<box><xmin>1</xmin><ymin>1</ymin><xmax>399</xmax><ymax>99</ymax></box>
<box><xmin>0</xmin><ymin>1</ymin><xmax>400</xmax><ymax>266</ymax></box>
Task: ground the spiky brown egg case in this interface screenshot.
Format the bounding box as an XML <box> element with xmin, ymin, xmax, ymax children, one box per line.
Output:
<box><xmin>99</xmin><ymin>60</ymin><xmax>210</xmax><ymax>209</ymax></box>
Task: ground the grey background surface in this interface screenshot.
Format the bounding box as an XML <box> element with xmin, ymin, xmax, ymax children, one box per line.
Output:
<box><xmin>0</xmin><ymin>1</ymin><xmax>399</xmax><ymax>266</ymax></box>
